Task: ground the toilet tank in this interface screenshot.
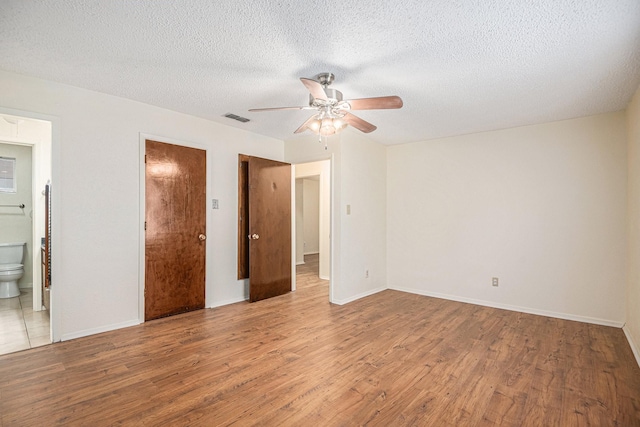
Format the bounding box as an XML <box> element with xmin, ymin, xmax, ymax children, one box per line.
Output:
<box><xmin>0</xmin><ymin>242</ymin><xmax>25</xmax><ymax>264</ymax></box>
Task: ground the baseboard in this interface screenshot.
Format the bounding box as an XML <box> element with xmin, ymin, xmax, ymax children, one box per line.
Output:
<box><xmin>319</xmin><ymin>274</ymin><xmax>330</xmax><ymax>281</ymax></box>
<box><xmin>61</xmin><ymin>319</ymin><xmax>141</xmax><ymax>342</ymax></box>
<box><xmin>304</xmin><ymin>251</ymin><xmax>319</xmax><ymax>255</ymax></box>
<box><xmin>332</xmin><ymin>286</ymin><xmax>386</xmax><ymax>305</ymax></box>
<box><xmin>209</xmin><ymin>296</ymin><xmax>248</xmax><ymax>308</ymax></box>
<box><xmin>623</xmin><ymin>325</ymin><xmax>640</xmax><ymax>368</ymax></box>
<box><xmin>296</xmin><ymin>261</ymin><xmax>305</xmax><ymax>265</ymax></box>
<box><xmin>388</xmin><ymin>285</ymin><xmax>624</xmax><ymax>328</ymax></box>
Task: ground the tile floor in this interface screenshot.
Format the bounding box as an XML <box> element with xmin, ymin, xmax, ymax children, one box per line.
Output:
<box><xmin>0</xmin><ymin>288</ymin><xmax>50</xmax><ymax>355</ymax></box>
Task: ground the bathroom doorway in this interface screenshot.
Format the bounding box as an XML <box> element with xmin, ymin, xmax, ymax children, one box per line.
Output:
<box><xmin>0</xmin><ymin>113</ymin><xmax>53</xmax><ymax>355</ymax></box>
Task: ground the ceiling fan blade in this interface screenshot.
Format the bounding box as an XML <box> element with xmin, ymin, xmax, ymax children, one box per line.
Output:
<box><xmin>294</xmin><ymin>115</ymin><xmax>320</xmax><ymax>134</ymax></box>
<box><xmin>249</xmin><ymin>106</ymin><xmax>313</xmax><ymax>112</ymax></box>
<box><xmin>343</xmin><ymin>112</ymin><xmax>377</xmax><ymax>133</ymax></box>
<box><xmin>300</xmin><ymin>78</ymin><xmax>328</xmax><ymax>101</ymax></box>
<box><xmin>346</xmin><ymin>96</ymin><xmax>403</xmax><ymax>110</ymax></box>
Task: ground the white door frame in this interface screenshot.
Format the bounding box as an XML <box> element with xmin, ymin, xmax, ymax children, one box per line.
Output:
<box><xmin>0</xmin><ymin>106</ymin><xmax>58</xmax><ymax>342</ymax></box>
<box><xmin>291</xmin><ymin>156</ymin><xmax>334</xmax><ymax>302</ymax></box>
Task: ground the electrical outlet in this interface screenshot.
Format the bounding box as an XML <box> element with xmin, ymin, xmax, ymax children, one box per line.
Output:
<box><xmin>492</xmin><ymin>277</ymin><xmax>499</xmax><ymax>287</ymax></box>
<box><xmin>365</xmin><ymin>270</ymin><xmax>369</xmax><ymax>278</ymax></box>
<box><xmin>212</xmin><ymin>199</ymin><xmax>219</xmax><ymax>209</ymax></box>
<box><xmin>346</xmin><ymin>204</ymin><xmax>351</xmax><ymax>215</ymax></box>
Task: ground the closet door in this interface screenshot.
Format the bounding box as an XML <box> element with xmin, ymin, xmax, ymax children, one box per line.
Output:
<box><xmin>145</xmin><ymin>140</ymin><xmax>206</xmax><ymax>320</ymax></box>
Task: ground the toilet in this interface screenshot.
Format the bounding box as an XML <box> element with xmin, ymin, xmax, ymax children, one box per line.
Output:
<box><xmin>0</xmin><ymin>242</ymin><xmax>25</xmax><ymax>299</ymax></box>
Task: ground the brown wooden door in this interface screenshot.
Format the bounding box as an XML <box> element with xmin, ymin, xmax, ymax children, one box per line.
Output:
<box><xmin>145</xmin><ymin>140</ymin><xmax>206</xmax><ymax>320</ymax></box>
<box><xmin>248</xmin><ymin>156</ymin><xmax>292</xmax><ymax>302</ymax></box>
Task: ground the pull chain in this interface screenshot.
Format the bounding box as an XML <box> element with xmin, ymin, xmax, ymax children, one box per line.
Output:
<box><xmin>318</xmin><ymin>134</ymin><xmax>328</xmax><ymax>150</ymax></box>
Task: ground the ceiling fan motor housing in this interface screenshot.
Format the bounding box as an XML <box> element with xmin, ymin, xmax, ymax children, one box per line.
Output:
<box><xmin>309</xmin><ymin>88</ymin><xmax>343</xmax><ymax>106</ymax></box>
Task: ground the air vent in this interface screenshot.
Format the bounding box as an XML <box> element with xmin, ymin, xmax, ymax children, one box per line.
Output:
<box><xmin>223</xmin><ymin>113</ymin><xmax>250</xmax><ymax>123</ymax></box>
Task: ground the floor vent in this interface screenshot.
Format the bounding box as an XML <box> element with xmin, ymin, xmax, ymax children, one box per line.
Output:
<box><xmin>223</xmin><ymin>113</ymin><xmax>250</xmax><ymax>123</ymax></box>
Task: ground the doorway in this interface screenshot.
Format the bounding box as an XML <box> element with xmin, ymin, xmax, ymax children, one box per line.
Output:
<box><xmin>0</xmin><ymin>113</ymin><xmax>53</xmax><ymax>355</ymax></box>
<box><xmin>293</xmin><ymin>159</ymin><xmax>331</xmax><ymax>297</ymax></box>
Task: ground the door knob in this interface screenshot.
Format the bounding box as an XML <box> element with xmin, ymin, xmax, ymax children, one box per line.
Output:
<box><xmin>199</xmin><ymin>234</ymin><xmax>206</xmax><ymax>241</ymax></box>
<box><xmin>248</xmin><ymin>233</ymin><xmax>260</xmax><ymax>240</ymax></box>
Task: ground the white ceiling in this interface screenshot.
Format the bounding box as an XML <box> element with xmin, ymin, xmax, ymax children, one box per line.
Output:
<box><xmin>1</xmin><ymin>1</ymin><xmax>639</xmax><ymax>145</ymax></box>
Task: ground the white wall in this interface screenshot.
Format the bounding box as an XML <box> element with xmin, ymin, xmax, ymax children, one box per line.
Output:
<box><xmin>339</xmin><ymin>131</ymin><xmax>387</xmax><ymax>302</ymax></box>
<box><xmin>0</xmin><ymin>70</ymin><xmax>283</xmax><ymax>341</ymax></box>
<box><xmin>302</xmin><ymin>179</ymin><xmax>320</xmax><ymax>254</ymax></box>
<box><xmin>626</xmin><ymin>85</ymin><xmax>640</xmax><ymax>365</ymax></box>
<box><xmin>286</xmin><ymin>130</ymin><xmax>387</xmax><ymax>304</ymax></box>
<box><xmin>387</xmin><ymin>112</ymin><xmax>628</xmax><ymax>326</ymax></box>
<box><xmin>0</xmin><ymin>143</ymin><xmax>32</xmax><ymax>288</ymax></box>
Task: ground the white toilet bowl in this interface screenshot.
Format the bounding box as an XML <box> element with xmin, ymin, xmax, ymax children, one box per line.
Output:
<box><xmin>0</xmin><ymin>264</ymin><xmax>23</xmax><ymax>298</ymax></box>
<box><xmin>0</xmin><ymin>242</ymin><xmax>26</xmax><ymax>299</ymax></box>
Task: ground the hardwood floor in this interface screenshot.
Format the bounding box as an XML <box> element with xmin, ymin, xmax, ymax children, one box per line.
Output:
<box><xmin>295</xmin><ymin>253</ymin><xmax>328</xmax><ymax>290</ymax></box>
<box><xmin>1</xmin><ymin>259</ymin><xmax>639</xmax><ymax>425</ymax></box>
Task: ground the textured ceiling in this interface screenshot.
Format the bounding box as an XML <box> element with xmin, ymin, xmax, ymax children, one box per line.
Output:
<box><xmin>1</xmin><ymin>1</ymin><xmax>639</xmax><ymax>145</ymax></box>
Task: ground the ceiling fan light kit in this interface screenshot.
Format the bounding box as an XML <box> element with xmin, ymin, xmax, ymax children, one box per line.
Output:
<box><xmin>249</xmin><ymin>73</ymin><xmax>403</xmax><ymax>148</ymax></box>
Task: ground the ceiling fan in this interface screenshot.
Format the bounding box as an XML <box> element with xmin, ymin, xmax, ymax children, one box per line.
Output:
<box><xmin>249</xmin><ymin>72</ymin><xmax>403</xmax><ymax>137</ymax></box>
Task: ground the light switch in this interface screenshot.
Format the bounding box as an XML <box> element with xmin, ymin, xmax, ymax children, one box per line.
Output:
<box><xmin>212</xmin><ymin>199</ymin><xmax>219</xmax><ymax>209</ymax></box>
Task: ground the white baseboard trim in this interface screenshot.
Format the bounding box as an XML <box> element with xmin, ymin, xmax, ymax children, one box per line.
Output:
<box><xmin>388</xmin><ymin>286</ymin><xmax>624</xmax><ymax>328</ymax></box>
<box><xmin>319</xmin><ymin>275</ymin><xmax>330</xmax><ymax>281</ymax></box>
<box><xmin>209</xmin><ymin>296</ymin><xmax>248</xmax><ymax>308</ymax></box>
<box><xmin>61</xmin><ymin>319</ymin><xmax>141</xmax><ymax>342</ymax></box>
<box><xmin>623</xmin><ymin>325</ymin><xmax>640</xmax><ymax>368</ymax></box>
<box><xmin>332</xmin><ymin>286</ymin><xmax>386</xmax><ymax>305</ymax></box>
<box><xmin>304</xmin><ymin>251</ymin><xmax>319</xmax><ymax>255</ymax></box>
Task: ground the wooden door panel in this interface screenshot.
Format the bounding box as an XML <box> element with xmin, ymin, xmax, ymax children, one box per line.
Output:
<box><xmin>237</xmin><ymin>156</ymin><xmax>250</xmax><ymax>280</ymax></box>
<box><xmin>145</xmin><ymin>140</ymin><xmax>206</xmax><ymax>320</ymax></box>
<box><xmin>248</xmin><ymin>156</ymin><xmax>292</xmax><ymax>302</ymax></box>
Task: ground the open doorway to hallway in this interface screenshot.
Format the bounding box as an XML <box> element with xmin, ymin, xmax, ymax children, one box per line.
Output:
<box><xmin>293</xmin><ymin>159</ymin><xmax>331</xmax><ymax>296</ymax></box>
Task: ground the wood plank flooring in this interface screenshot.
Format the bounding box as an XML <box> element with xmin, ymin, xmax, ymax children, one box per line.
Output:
<box><xmin>1</xmin><ymin>256</ymin><xmax>639</xmax><ymax>426</ymax></box>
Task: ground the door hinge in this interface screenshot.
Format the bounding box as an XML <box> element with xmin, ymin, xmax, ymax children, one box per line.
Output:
<box><xmin>144</xmin><ymin>154</ymin><xmax>147</xmax><ymax>163</ymax></box>
<box><xmin>144</xmin><ymin>221</ymin><xmax>147</xmax><ymax>231</ymax></box>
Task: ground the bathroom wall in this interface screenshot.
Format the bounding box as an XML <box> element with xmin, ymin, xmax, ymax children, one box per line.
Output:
<box><xmin>0</xmin><ymin>142</ymin><xmax>33</xmax><ymax>288</ymax></box>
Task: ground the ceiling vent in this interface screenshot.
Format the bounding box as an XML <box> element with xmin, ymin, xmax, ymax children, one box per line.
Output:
<box><xmin>223</xmin><ymin>113</ymin><xmax>250</xmax><ymax>123</ymax></box>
